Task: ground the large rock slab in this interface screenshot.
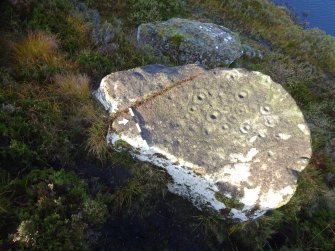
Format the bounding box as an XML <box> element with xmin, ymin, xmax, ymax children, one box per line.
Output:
<box><xmin>137</xmin><ymin>18</ymin><xmax>243</xmax><ymax>68</ymax></box>
<box><xmin>95</xmin><ymin>65</ymin><xmax>312</xmax><ymax>221</ymax></box>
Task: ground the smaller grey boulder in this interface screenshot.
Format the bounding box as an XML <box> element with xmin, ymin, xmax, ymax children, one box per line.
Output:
<box><xmin>137</xmin><ymin>18</ymin><xmax>243</xmax><ymax>68</ymax></box>
<box><xmin>91</xmin><ymin>22</ymin><xmax>115</xmax><ymax>46</ymax></box>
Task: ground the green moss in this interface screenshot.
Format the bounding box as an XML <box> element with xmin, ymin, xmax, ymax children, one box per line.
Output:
<box><xmin>114</xmin><ymin>139</ymin><xmax>132</xmax><ymax>150</ymax></box>
<box><xmin>169</xmin><ymin>32</ymin><xmax>185</xmax><ymax>47</ymax></box>
<box><xmin>76</xmin><ymin>50</ymin><xmax>114</xmax><ymax>82</ymax></box>
<box><xmin>215</xmin><ymin>192</ymin><xmax>244</xmax><ymax>210</ymax></box>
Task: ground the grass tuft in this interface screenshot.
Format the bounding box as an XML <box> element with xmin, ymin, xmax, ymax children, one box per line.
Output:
<box><xmin>11</xmin><ymin>31</ymin><xmax>58</xmax><ymax>66</ymax></box>
<box><xmin>112</xmin><ymin>179</ymin><xmax>143</xmax><ymax>212</ymax></box>
<box><xmin>11</xmin><ymin>31</ymin><xmax>75</xmax><ymax>80</ymax></box>
<box><xmin>54</xmin><ymin>73</ymin><xmax>90</xmax><ymax>102</ymax></box>
<box><xmin>83</xmin><ymin>103</ymin><xmax>110</xmax><ymax>162</ymax></box>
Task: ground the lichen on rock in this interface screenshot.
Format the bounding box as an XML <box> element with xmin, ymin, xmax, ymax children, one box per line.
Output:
<box><xmin>137</xmin><ymin>18</ymin><xmax>244</xmax><ymax>68</ymax></box>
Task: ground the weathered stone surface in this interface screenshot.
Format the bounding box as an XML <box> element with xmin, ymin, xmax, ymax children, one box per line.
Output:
<box><xmin>94</xmin><ymin>64</ymin><xmax>205</xmax><ymax>113</ymax></box>
<box><xmin>96</xmin><ymin>65</ymin><xmax>312</xmax><ymax>221</ymax></box>
<box><xmin>137</xmin><ymin>18</ymin><xmax>243</xmax><ymax>68</ymax></box>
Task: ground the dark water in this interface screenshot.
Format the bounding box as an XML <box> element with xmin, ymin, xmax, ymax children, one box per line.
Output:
<box><xmin>271</xmin><ymin>0</ymin><xmax>335</xmax><ymax>36</ymax></box>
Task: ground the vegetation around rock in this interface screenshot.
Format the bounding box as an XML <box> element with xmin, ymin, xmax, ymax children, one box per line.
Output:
<box><xmin>1</xmin><ymin>0</ymin><xmax>334</xmax><ymax>250</ymax></box>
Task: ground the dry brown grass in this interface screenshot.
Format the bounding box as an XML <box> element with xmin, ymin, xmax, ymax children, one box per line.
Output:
<box><xmin>82</xmin><ymin>103</ymin><xmax>110</xmax><ymax>162</ymax></box>
<box><xmin>53</xmin><ymin>73</ymin><xmax>110</xmax><ymax>162</ymax></box>
<box><xmin>65</xmin><ymin>16</ymin><xmax>87</xmax><ymax>39</ymax></box>
<box><xmin>54</xmin><ymin>73</ymin><xmax>90</xmax><ymax>102</ymax></box>
<box><xmin>12</xmin><ymin>31</ymin><xmax>59</xmax><ymax>65</ymax></box>
<box><xmin>10</xmin><ymin>31</ymin><xmax>75</xmax><ymax>77</ymax></box>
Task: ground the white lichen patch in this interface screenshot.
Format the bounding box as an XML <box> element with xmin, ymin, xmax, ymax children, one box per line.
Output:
<box><xmin>108</xmin><ymin>130</ymin><xmax>228</xmax><ymax>213</ymax></box>
<box><xmin>259</xmin><ymin>185</ymin><xmax>295</xmax><ymax>209</ymax></box>
<box><xmin>229</xmin><ymin>148</ymin><xmax>259</xmax><ymax>163</ymax></box>
<box><xmin>278</xmin><ymin>133</ymin><xmax>292</xmax><ymax>140</ymax></box>
<box><xmin>241</xmin><ymin>186</ymin><xmax>261</xmax><ymax>207</ymax></box>
<box><xmin>110</xmin><ymin>125</ymin><xmax>271</xmax><ymax>220</ymax></box>
<box><xmin>94</xmin><ymin>77</ymin><xmax>121</xmax><ymax>113</ymax></box>
<box><xmin>249</xmin><ymin>135</ymin><xmax>258</xmax><ymax>143</ymax></box>
<box><xmin>214</xmin><ymin>163</ymin><xmax>251</xmax><ymax>184</ymax></box>
<box><xmin>210</xmin><ymin>148</ymin><xmax>259</xmax><ymax>188</ymax></box>
<box><xmin>230</xmin><ymin>209</ymin><xmax>248</xmax><ymax>221</ymax></box>
<box><xmin>259</xmin><ymin>189</ymin><xmax>284</xmax><ymax>209</ymax></box>
<box><xmin>298</xmin><ymin>124</ymin><xmax>310</xmax><ymax>135</ymax></box>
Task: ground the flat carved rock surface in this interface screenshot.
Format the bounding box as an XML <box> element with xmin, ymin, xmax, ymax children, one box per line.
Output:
<box><xmin>97</xmin><ymin>65</ymin><xmax>312</xmax><ymax>221</ymax></box>
<box><xmin>94</xmin><ymin>64</ymin><xmax>205</xmax><ymax>113</ymax></box>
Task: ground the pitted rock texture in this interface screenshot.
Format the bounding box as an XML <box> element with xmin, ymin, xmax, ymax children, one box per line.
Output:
<box><xmin>96</xmin><ymin>65</ymin><xmax>312</xmax><ymax>221</ymax></box>
<box><xmin>137</xmin><ymin>18</ymin><xmax>243</xmax><ymax>68</ymax></box>
<box><xmin>94</xmin><ymin>64</ymin><xmax>205</xmax><ymax>113</ymax></box>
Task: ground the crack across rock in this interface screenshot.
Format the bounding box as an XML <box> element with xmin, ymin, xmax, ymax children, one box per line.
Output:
<box><xmin>94</xmin><ymin>63</ymin><xmax>312</xmax><ymax>221</ymax></box>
